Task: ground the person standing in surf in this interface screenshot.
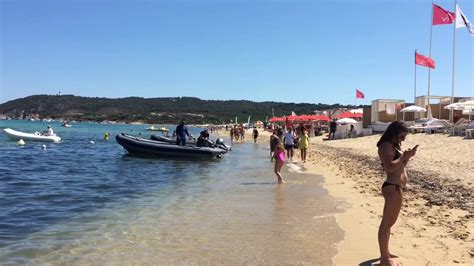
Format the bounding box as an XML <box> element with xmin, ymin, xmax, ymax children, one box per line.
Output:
<box><xmin>252</xmin><ymin>127</ymin><xmax>259</xmax><ymax>143</ymax></box>
<box><xmin>273</xmin><ymin>136</ymin><xmax>285</xmax><ymax>184</ymax></box>
<box><xmin>298</xmin><ymin>128</ymin><xmax>309</xmax><ymax>163</ymax></box>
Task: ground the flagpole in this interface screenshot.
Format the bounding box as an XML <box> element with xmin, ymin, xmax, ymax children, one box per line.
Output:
<box><xmin>450</xmin><ymin>0</ymin><xmax>457</xmax><ymax>123</ymax></box>
<box><xmin>427</xmin><ymin>0</ymin><xmax>434</xmax><ymax>97</ymax></box>
<box><xmin>427</xmin><ymin>0</ymin><xmax>434</xmax><ymax>120</ymax></box>
<box><xmin>414</xmin><ymin>49</ymin><xmax>417</xmax><ymax>104</ymax></box>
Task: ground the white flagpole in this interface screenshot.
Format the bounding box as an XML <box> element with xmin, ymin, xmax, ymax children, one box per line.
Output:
<box><xmin>428</xmin><ymin>0</ymin><xmax>434</xmax><ymax>97</ymax></box>
<box><xmin>450</xmin><ymin>0</ymin><xmax>457</xmax><ymax>123</ymax></box>
<box><xmin>427</xmin><ymin>0</ymin><xmax>434</xmax><ymax>119</ymax></box>
<box><xmin>414</xmin><ymin>49</ymin><xmax>417</xmax><ymax>104</ymax></box>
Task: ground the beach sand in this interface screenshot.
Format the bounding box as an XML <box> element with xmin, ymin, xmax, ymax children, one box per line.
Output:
<box><xmin>240</xmin><ymin>128</ymin><xmax>473</xmax><ymax>265</ymax></box>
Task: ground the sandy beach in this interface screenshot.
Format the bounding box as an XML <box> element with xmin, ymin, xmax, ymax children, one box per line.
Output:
<box><xmin>243</xmin><ymin>128</ymin><xmax>473</xmax><ymax>265</ymax></box>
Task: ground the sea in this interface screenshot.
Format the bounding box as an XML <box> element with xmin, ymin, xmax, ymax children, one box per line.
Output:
<box><xmin>0</xmin><ymin>120</ymin><xmax>347</xmax><ymax>265</ymax></box>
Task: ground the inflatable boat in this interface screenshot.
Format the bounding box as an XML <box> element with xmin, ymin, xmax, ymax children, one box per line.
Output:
<box><xmin>116</xmin><ymin>134</ymin><xmax>228</xmax><ymax>158</ymax></box>
<box><xmin>150</xmin><ymin>134</ymin><xmax>231</xmax><ymax>151</ymax></box>
<box><xmin>3</xmin><ymin>128</ymin><xmax>61</xmax><ymax>143</ymax></box>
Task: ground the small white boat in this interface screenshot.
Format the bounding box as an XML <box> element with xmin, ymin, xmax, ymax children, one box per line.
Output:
<box><xmin>146</xmin><ymin>126</ymin><xmax>169</xmax><ymax>132</ymax></box>
<box><xmin>3</xmin><ymin>128</ymin><xmax>61</xmax><ymax>143</ymax></box>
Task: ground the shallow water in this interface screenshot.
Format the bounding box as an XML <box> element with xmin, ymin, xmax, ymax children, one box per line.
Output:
<box><xmin>0</xmin><ymin>120</ymin><xmax>346</xmax><ymax>264</ymax></box>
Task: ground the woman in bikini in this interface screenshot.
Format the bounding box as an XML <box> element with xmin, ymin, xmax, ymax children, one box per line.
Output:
<box><xmin>377</xmin><ymin>121</ymin><xmax>417</xmax><ymax>266</ymax></box>
<box><xmin>274</xmin><ymin>139</ymin><xmax>286</xmax><ymax>184</ymax></box>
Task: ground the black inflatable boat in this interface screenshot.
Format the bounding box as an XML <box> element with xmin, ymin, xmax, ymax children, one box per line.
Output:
<box><xmin>116</xmin><ymin>134</ymin><xmax>228</xmax><ymax>158</ymax></box>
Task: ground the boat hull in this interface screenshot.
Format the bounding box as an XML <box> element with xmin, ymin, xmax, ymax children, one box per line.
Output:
<box><xmin>116</xmin><ymin>134</ymin><xmax>226</xmax><ymax>158</ymax></box>
<box><xmin>3</xmin><ymin>128</ymin><xmax>61</xmax><ymax>143</ymax></box>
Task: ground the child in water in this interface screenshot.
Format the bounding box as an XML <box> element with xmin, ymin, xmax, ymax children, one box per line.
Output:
<box><xmin>274</xmin><ymin>140</ymin><xmax>286</xmax><ymax>184</ymax></box>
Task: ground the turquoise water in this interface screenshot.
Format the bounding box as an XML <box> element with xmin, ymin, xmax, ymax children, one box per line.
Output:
<box><xmin>0</xmin><ymin>120</ymin><xmax>345</xmax><ymax>264</ymax></box>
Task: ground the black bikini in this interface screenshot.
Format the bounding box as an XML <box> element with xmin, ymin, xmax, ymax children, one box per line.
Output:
<box><xmin>381</xmin><ymin>145</ymin><xmax>402</xmax><ymax>190</ymax></box>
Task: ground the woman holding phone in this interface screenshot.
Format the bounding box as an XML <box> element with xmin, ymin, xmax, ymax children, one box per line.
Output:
<box><xmin>376</xmin><ymin>121</ymin><xmax>417</xmax><ymax>265</ymax></box>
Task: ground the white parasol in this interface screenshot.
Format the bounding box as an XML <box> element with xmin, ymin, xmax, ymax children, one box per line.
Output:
<box><xmin>458</xmin><ymin>100</ymin><xmax>474</xmax><ymax>121</ymax></box>
<box><xmin>336</xmin><ymin>118</ymin><xmax>358</xmax><ymax>124</ymax></box>
<box><xmin>400</xmin><ymin>105</ymin><xmax>426</xmax><ymax>112</ymax></box>
<box><xmin>400</xmin><ymin>105</ymin><xmax>426</xmax><ymax>121</ymax></box>
<box><xmin>443</xmin><ymin>102</ymin><xmax>464</xmax><ymax>110</ymax></box>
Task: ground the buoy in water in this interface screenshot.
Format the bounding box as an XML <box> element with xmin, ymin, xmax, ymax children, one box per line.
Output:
<box><xmin>42</xmin><ymin>144</ymin><xmax>47</xmax><ymax>150</ymax></box>
<box><xmin>89</xmin><ymin>140</ymin><xmax>95</xmax><ymax>144</ymax></box>
<box><xmin>18</xmin><ymin>139</ymin><xmax>25</xmax><ymax>145</ymax></box>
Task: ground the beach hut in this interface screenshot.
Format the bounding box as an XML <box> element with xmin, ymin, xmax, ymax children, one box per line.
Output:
<box><xmin>371</xmin><ymin>99</ymin><xmax>406</xmax><ymax>123</ymax></box>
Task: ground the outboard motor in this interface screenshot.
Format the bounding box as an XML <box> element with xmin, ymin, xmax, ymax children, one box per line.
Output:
<box><xmin>215</xmin><ymin>138</ymin><xmax>231</xmax><ymax>151</ymax></box>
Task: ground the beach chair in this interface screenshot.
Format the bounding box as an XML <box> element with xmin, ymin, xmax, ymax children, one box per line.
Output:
<box><xmin>466</xmin><ymin>129</ymin><xmax>474</xmax><ymax>139</ymax></box>
<box><xmin>408</xmin><ymin>118</ymin><xmax>449</xmax><ymax>134</ymax></box>
<box><xmin>450</xmin><ymin>118</ymin><xmax>469</xmax><ymax>136</ymax></box>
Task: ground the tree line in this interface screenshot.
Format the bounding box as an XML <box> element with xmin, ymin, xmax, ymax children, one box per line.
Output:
<box><xmin>0</xmin><ymin>94</ymin><xmax>365</xmax><ymax>124</ymax></box>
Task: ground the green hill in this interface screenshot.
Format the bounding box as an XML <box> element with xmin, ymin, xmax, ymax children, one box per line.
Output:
<box><xmin>0</xmin><ymin>94</ymin><xmax>362</xmax><ymax>124</ymax></box>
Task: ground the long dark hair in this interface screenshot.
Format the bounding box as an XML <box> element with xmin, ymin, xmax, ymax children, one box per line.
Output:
<box><xmin>376</xmin><ymin>121</ymin><xmax>408</xmax><ymax>150</ymax></box>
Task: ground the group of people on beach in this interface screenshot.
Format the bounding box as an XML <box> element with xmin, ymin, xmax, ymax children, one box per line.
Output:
<box><xmin>268</xmin><ymin>120</ymin><xmax>417</xmax><ymax>265</ymax></box>
<box><xmin>229</xmin><ymin>125</ymin><xmax>246</xmax><ymax>142</ymax></box>
<box><xmin>269</xmin><ymin>125</ymin><xmax>310</xmax><ymax>184</ymax></box>
<box><xmin>176</xmin><ymin>118</ymin><xmax>414</xmax><ymax>265</ymax></box>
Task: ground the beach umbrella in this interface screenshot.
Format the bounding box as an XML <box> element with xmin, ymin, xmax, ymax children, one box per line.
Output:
<box><xmin>336</xmin><ymin>118</ymin><xmax>358</xmax><ymax>124</ymax></box>
<box><xmin>336</xmin><ymin>112</ymin><xmax>363</xmax><ymax>119</ymax></box>
<box><xmin>400</xmin><ymin>105</ymin><xmax>426</xmax><ymax>112</ymax></box>
<box><xmin>458</xmin><ymin>100</ymin><xmax>474</xmax><ymax>120</ymax></box>
<box><xmin>311</xmin><ymin>115</ymin><xmax>331</xmax><ymax>121</ymax></box>
<box><xmin>269</xmin><ymin>116</ymin><xmax>285</xmax><ymax>122</ymax></box>
<box><xmin>400</xmin><ymin>105</ymin><xmax>426</xmax><ymax>121</ymax></box>
<box><xmin>443</xmin><ymin>103</ymin><xmax>464</xmax><ymax>110</ymax></box>
<box><xmin>286</xmin><ymin>115</ymin><xmax>299</xmax><ymax>121</ymax></box>
<box><xmin>458</xmin><ymin>100</ymin><xmax>474</xmax><ymax>108</ymax></box>
<box><xmin>316</xmin><ymin>115</ymin><xmax>331</xmax><ymax>121</ymax></box>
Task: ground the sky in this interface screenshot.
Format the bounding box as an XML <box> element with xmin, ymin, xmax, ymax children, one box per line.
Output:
<box><xmin>0</xmin><ymin>0</ymin><xmax>473</xmax><ymax>105</ymax></box>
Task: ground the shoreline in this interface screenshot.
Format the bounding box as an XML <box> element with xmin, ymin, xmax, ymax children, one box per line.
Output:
<box><xmin>240</xmin><ymin>128</ymin><xmax>473</xmax><ymax>265</ymax></box>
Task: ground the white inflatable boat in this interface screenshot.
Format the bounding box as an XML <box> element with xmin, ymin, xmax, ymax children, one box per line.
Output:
<box><xmin>3</xmin><ymin>128</ymin><xmax>61</xmax><ymax>143</ymax></box>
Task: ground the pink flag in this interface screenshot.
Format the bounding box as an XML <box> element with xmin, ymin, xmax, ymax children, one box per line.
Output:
<box><xmin>415</xmin><ymin>52</ymin><xmax>436</xmax><ymax>69</ymax></box>
<box><xmin>356</xmin><ymin>89</ymin><xmax>365</xmax><ymax>99</ymax></box>
<box><xmin>433</xmin><ymin>4</ymin><xmax>455</xmax><ymax>25</ymax></box>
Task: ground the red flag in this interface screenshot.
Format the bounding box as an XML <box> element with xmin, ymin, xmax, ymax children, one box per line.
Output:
<box><xmin>356</xmin><ymin>89</ymin><xmax>365</xmax><ymax>99</ymax></box>
<box><xmin>415</xmin><ymin>52</ymin><xmax>436</xmax><ymax>69</ymax></box>
<box><xmin>433</xmin><ymin>4</ymin><xmax>455</xmax><ymax>25</ymax></box>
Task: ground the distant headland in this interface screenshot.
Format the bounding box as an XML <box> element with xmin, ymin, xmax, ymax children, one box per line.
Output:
<box><xmin>0</xmin><ymin>94</ymin><xmax>365</xmax><ymax>124</ymax></box>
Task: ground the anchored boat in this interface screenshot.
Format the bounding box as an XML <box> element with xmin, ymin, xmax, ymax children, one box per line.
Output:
<box><xmin>116</xmin><ymin>134</ymin><xmax>228</xmax><ymax>158</ymax></box>
<box><xmin>3</xmin><ymin>128</ymin><xmax>61</xmax><ymax>143</ymax></box>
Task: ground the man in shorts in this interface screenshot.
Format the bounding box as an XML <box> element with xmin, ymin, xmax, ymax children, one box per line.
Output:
<box><xmin>283</xmin><ymin>127</ymin><xmax>295</xmax><ymax>161</ymax></box>
<box><xmin>252</xmin><ymin>127</ymin><xmax>259</xmax><ymax>143</ymax></box>
<box><xmin>329</xmin><ymin>119</ymin><xmax>337</xmax><ymax>140</ymax></box>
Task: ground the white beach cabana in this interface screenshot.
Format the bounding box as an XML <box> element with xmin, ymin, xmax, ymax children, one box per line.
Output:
<box><xmin>400</xmin><ymin>105</ymin><xmax>426</xmax><ymax>121</ymax></box>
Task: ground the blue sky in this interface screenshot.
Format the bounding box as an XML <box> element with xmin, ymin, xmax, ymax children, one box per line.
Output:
<box><xmin>1</xmin><ymin>0</ymin><xmax>472</xmax><ymax>105</ymax></box>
